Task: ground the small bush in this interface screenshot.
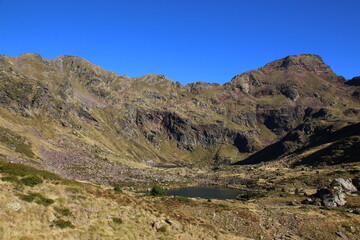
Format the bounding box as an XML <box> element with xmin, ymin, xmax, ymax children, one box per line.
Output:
<box><xmin>112</xmin><ymin>217</ymin><xmax>123</xmax><ymax>224</ymax></box>
<box><xmin>36</xmin><ymin>196</ymin><xmax>54</xmax><ymax>206</ymax></box>
<box><xmin>114</xmin><ymin>185</ymin><xmax>122</xmax><ymax>193</ymax></box>
<box><xmin>18</xmin><ymin>192</ymin><xmax>54</xmax><ymax>206</ymax></box>
<box><xmin>18</xmin><ymin>193</ymin><xmax>36</xmax><ymax>202</ymax></box>
<box><xmin>1</xmin><ymin>176</ymin><xmax>21</xmax><ymax>184</ymax></box>
<box><xmin>21</xmin><ymin>176</ymin><xmax>43</xmax><ymax>187</ymax></box>
<box><xmin>150</xmin><ymin>185</ymin><xmax>166</xmax><ymax>196</ymax></box>
<box><xmin>157</xmin><ymin>226</ymin><xmax>167</xmax><ymax>232</ymax></box>
<box><xmin>173</xmin><ymin>196</ymin><xmax>192</xmax><ymax>203</ymax></box>
<box><xmin>54</xmin><ymin>207</ymin><xmax>72</xmax><ymax>216</ymax></box>
<box><xmin>53</xmin><ymin>219</ymin><xmax>75</xmax><ymax>229</ymax></box>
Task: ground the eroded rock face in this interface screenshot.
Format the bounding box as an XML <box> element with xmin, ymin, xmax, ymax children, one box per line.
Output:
<box><xmin>135</xmin><ymin>110</ymin><xmax>259</xmax><ymax>152</ymax></box>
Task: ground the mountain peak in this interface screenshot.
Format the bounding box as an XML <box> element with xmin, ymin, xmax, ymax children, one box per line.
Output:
<box><xmin>264</xmin><ymin>54</ymin><xmax>328</xmax><ymax>72</ymax></box>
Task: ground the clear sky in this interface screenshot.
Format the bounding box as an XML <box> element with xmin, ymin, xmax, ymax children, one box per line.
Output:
<box><xmin>0</xmin><ymin>0</ymin><xmax>359</xmax><ymax>84</ymax></box>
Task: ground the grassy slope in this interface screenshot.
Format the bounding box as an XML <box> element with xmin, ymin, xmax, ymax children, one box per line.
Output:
<box><xmin>1</xmin><ymin>161</ymin><xmax>360</xmax><ymax>240</ymax></box>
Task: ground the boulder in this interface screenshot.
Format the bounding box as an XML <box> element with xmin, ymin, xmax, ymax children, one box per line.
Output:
<box><xmin>333</xmin><ymin>178</ymin><xmax>357</xmax><ymax>194</ymax></box>
<box><xmin>313</xmin><ymin>188</ymin><xmax>346</xmax><ymax>207</ymax></box>
<box><xmin>6</xmin><ymin>202</ymin><xmax>22</xmax><ymax>211</ymax></box>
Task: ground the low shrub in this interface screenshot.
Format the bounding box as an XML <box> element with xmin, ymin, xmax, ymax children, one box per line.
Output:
<box><xmin>173</xmin><ymin>196</ymin><xmax>192</xmax><ymax>203</ymax></box>
<box><xmin>18</xmin><ymin>192</ymin><xmax>54</xmax><ymax>206</ymax></box>
<box><xmin>157</xmin><ymin>226</ymin><xmax>167</xmax><ymax>232</ymax></box>
<box><xmin>18</xmin><ymin>193</ymin><xmax>36</xmax><ymax>202</ymax></box>
<box><xmin>113</xmin><ymin>185</ymin><xmax>122</xmax><ymax>193</ymax></box>
<box><xmin>1</xmin><ymin>176</ymin><xmax>21</xmax><ymax>184</ymax></box>
<box><xmin>54</xmin><ymin>207</ymin><xmax>72</xmax><ymax>216</ymax></box>
<box><xmin>150</xmin><ymin>185</ymin><xmax>166</xmax><ymax>196</ymax></box>
<box><xmin>21</xmin><ymin>176</ymin><xmax>43</xmax><ymax>187</ymax></box>
<box><xmin>53</xmin><ymin>219</ymin><xmax>75</xmax><ymax>229</ymax></box>
<box><xmin>112</xmin><ymin>217</ymin><xmax>123</xmax><ymax>224</ymax></box>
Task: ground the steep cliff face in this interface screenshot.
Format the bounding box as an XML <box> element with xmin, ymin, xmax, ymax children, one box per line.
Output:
<box><xmin>0</xmin><ymin>53</ymin><xmax>359</xmax><ymax>182</ymax></box>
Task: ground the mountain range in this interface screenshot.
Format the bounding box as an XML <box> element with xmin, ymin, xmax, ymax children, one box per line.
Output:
<box><xmin>0</xmin><ymin>53</ymin><xmax>359</xmax><ymax>185</ymax></box>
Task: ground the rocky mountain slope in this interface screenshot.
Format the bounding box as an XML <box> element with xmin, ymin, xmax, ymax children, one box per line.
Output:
<box><xmin>0</xmin><ymin>53</ymin><xmax>359</xmax><ymax>184</ymax></box>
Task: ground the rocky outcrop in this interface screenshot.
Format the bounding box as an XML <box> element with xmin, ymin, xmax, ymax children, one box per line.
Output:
<box><xmin>302</xmin><ymin>178</ymin><xmax>359</xmax><ymax>207</ymax></box>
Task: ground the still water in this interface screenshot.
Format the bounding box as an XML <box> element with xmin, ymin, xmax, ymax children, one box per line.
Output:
<box><xmin>166</xmin><ymin>186</ymin><xmax>246</xmax><ymax>199</ymax></box>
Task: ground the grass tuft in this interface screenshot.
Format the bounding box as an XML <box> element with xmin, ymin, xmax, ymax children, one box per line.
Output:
<box><xmin>54</xmin><ymin>207</ymin><xmax>72</xmax><ymax>216</ymax></box>
<box><xmin>173</xmin><ymin>196</ymin><xmax>192</xmax><ymax>203</ymax></box>
<box><xmin>52</xmin><ymin>219</ymin><xmax>75</xmax><ymax>229</ymax></box>
<box><xmin>18</xmin><ymin>192</ymin><xmax>54</xmax><ymax>206</ymax></box>
<box><xmin>112</xmin><ymin>217</ymin><xmax>123</xmax><ymax>224</ymax></box>
<box><xmin>113</xmin><ymin>185</ymin><xmax>122</xmax><ymax>193</ymax></box>
<box><xmin>20</xmin><ymin>176</ymin><xmax>43</xmax><ymax>187</ymax></box>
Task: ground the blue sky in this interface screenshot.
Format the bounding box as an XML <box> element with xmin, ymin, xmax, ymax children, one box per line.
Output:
<box><xmin>0</xmin><ymin>0</ymin><xmax>359</xmax><ymax>84</ymax></box>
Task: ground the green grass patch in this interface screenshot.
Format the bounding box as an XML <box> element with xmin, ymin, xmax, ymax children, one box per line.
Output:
<box><xmin>54</xmin><ymin>207</ymin><xmax>72</xmax><ymax>216</ymax></box>
<box><xmin>53</xmin><ymin>219</ymin><xmax>75</xmax><ymax>229</ymax></box>
<box><xmin>0</xmin><ymin>160</ymin><xmax>60</xmax><ymax>180</ymax></box>
<box><xmin>113</xmin><ymin>185</ymin><xmax>122</xmax><ymax>193</ymax></box>
<box><xmin>173</xmin><ymin>196</ymin><xmax>192</xmax><ymax>203</ymax></box>
<box><xmin>0</xmin><ymin>126</ymin><xmax>35</xmax><ymax>158</ymax></box>
<box><xmin>112</xmin><ymin>217</ymin><xmax>123</xmax><ymax>224</ymax></box>
<box><xmin>0</xmin><ymin>160</ymin><xmax>81</xmax><ymax>186</ymax></box>
<box><xmin>18</xmin><ymin>193</ymin><xmax>37</xmax><ymax>202</ymax></box>
<box><xmin>18</xmin><ymin>192</ymin><xmax>54</xmax><ymax>206</ymax></box>
<box><xmin>1</xmin><ymin>175</ymin><xmax>21</xmax><ymax>184</ymax></box>
<box><xmin>157</xmin><ymin>226</ymin><xmax>167</xmax><ymax>233</ymax></box>
<box><xmin>150</xmin><ymin>185</ymin><xmax>166</xmax><ymax>196</ymax></box>
<box><xmin>20</xmin><ymin>176</ymin><xmax>43</xmax><ymax>187</ymax></box>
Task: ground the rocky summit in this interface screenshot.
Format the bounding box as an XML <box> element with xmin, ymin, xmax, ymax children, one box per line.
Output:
<box><xmin>1</xmin><ymin>53</ymin><xmax>360</xmax><ymax>240</ymax></box>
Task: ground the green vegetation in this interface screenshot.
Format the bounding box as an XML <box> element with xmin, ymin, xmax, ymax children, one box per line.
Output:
<box><xmin>113</xmin><ymin>185</ymin><xmax>122</xmax><ymax>193</ymax></box>
<box><xmin>112</xmin><ymin>217</ymin><xmax>123</xmax><ymax>224</ymax></box>
<box><xmin>173</xmin><ymin>196</ymin><xmax>192</xmax><ymax>203</ymax></box>
<box><xmin>20</xmin><ymin>176</ymin><xmax>43</xmax><ymax>187</ymax></box>
<box><xmin>2</xmin><ymin>175</ymin><xmax>43</xmax><ymax>187</ymax></box>
<box><xmin>18</xmin><ymin>192</ymin><xmax>54</xmax><ymax>206</ymax></box>
<box><xmin>52</xmin><ymin>219</ymin><xmax>75</xmax><ymax>229</ymax></box>
<box><xmin>54</xmin><ymin>207</ymin><xmax>72</xmax><ymax>216</ymax></box>
<box><xmin>0</xmin><ymin>127</ymin><xmax>34</xmax><ymax>158</ymax></box>
<box><xmin>18</xmin><ymin>193</ymin><xmax>37</xmax><ymax>202</ymax></box>
<box><xmin>150</xmin><ymin>185</ymin><xmax>166</xmax><ymax>196</ymax></box>
<box><xmin>1</xmin><ymin>175</ymin><xmax>21</xmax><ymax>184</ymax></box>
<box><xmin>157</xmin><ymin>226</ymin><xmax>167</xmax><ymax>233</ymax></box>
<box><xmin>0</xmin><ymin>160</ymin><xmax>60</xmax><ymax>180</ymax></box>
<box><xmin>0</xmin><ymin>160</ymin><xmax>80</xmax><ymax>186</ymax></box>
